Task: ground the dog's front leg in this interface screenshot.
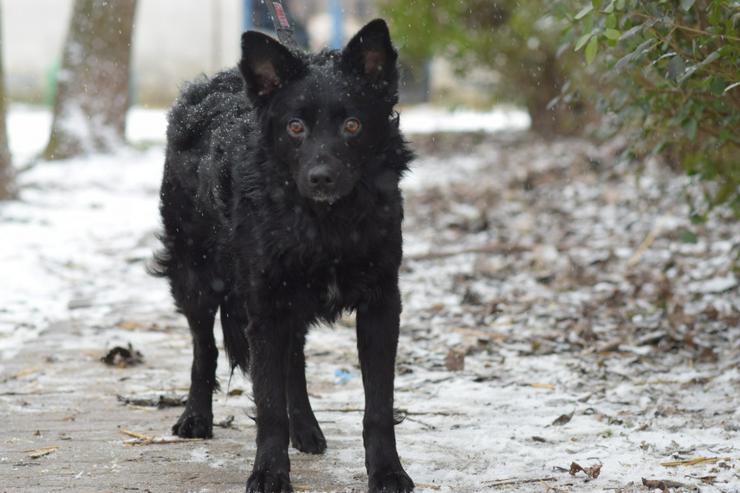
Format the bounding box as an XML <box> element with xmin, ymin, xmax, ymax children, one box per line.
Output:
<box><xmin>245</xmin><ymin>316</ymin><xmax>292</xmax><ymax>493</ymax></box>
<box><xmin>356</xmin><ymin>284</ymin><xmax>414</xmax><ymax>493</ymax></box>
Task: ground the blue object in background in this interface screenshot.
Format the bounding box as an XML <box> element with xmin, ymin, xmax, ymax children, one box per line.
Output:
<box><xmin>329</xmin><ymin>0</ymin><xmax>343</xmax><ymax>49</ymax></box>
<box><xmin>242</xmin><ymin>0</ymin><xmax>253</xmax><ymax>31</ymax></box>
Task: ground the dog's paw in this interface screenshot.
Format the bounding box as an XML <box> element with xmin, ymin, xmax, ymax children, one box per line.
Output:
<box><xmin>172</xmin><ymin>411</ymin><xmax>213</xmax><ymax>438</ymax></box>
<box><xmin>369</xmin><ymin>469</ymin><xmax>415</xmax><ymax>493</ymax></box>
<box><xmin>290</xmin><ymin>419</ymin><xmax>327</xmax><ymax>454</ymax></box>
<box><xmin>245</xmin><ymin>469</ymin><xmax>292</xmax><ymax>493</ymax></box>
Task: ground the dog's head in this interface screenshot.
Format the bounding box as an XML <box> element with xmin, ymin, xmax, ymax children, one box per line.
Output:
<box><xmin>239</xmin><ymin>19</ymin><xmax>400</xmax><ymax>204</ymax></box>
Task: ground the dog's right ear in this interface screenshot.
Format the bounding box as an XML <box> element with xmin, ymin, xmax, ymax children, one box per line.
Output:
<box><xmin>239</xmin><ymin>31</ymin><xmax>305</xmax><ymax>103</ymax></box>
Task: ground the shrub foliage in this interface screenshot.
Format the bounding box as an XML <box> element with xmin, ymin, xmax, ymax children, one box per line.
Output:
<box><xmin>557</xmin><ymin>0</ymin><xmax>739</xmax><ymax>217</ymax></box>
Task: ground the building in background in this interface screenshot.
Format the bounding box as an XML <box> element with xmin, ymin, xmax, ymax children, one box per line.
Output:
<box><xmin>1</xmin><ymin>0</ymin><xmax>385</xmax><ymax>106</ymax></box>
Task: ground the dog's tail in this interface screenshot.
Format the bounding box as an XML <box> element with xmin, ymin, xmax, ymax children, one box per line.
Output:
<box><xmin>220</xmin><ymin>300</ymin><xmax>250</xmax><ymax>373</ymax></box>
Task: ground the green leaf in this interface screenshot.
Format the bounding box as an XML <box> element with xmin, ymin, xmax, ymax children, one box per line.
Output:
<box><xmin>699</xmin><ymin>50</ymin><xmax>721</xmax><ymax>67</ymax></box>
<box><xmin>605</xmin><ymin>29</ymin><xmax>621</xmax><ymax>40</ymax></box>
<box><xmin>680</xmin><ymin>0</ymin><xmax>696</xmax><ymax>11</ymax></box>
<box><xmin>678</xmin><ymin>229</ymin><xmax>698</xmax><ymax>244</ymax></box>
<box><xmin>575</xmin><ymin>33</ymin><xmax>593</xmax><ymax>51</ymax></box>
<box><xmin>585</xmin><ymin>36</ymin><xmax>599</xmax><ymax>64</ymax></box>
<box><xmin>575</xmin><ymin>4</ymin><xmax>594</xmax><ymax>20</ymax></box>
<box><xmin>683</xmin><ymin>118</ymin><xmax>698</xmax><ymax>141</ymax></box>
<box><xmin>603</xmin><ymin>0</ymin><xmax>615</xmax><ymax>13</ymax></box>
<box><xmin>606</xmin><ymin>13</ymin><xmax>617</xmax><ymax>29</ymax></box>
<box><xmin>666</xmin><ymin>55</ymin><xmax>685</xmax><ymax>82</ymax></box>
<box><xmin>709</xmin><ymin>77</ymin><xmax>726</xmax><ymax>95</ymax></box>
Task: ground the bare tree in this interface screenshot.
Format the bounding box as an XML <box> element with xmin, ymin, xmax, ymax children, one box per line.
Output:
<box><xmin>0</xmin><ymin>2</ymin><xmax>14</xmax><ymax>199</ymax></box>
<box><xmin>44</xmin><ymin>0</ymin><xmax>137</xmax><ymax>160</ymax></box>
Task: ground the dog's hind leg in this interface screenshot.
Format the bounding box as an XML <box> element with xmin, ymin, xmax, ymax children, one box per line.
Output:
<box><xmin>220</xmin><ymin>293</ymin><xmax>250</xmax><ymax>373</ymax></box>
<box><xmin>286</xmin><ymin>329</ymin><xmax>326</xmax><ymax>454</ymax></box>
<box><xmin>172</xmin><ymin>294</ymin><xmax>219</xmax><ymax>439</ymax></box>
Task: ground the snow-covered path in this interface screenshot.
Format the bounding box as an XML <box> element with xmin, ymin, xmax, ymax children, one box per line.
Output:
<box><xmin>1</xmin><ymin>107</ymin><xmax>738</xmax><ymax>492</ymax></box>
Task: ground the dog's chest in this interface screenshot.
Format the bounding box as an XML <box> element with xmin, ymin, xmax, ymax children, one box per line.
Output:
<box><xmin>322</xmin><ymin>269</ymin><xmax>342</xmax><ymax>308</ymax></box>
<box><xmin>307</xmin><ymin>259</ymin><xmax>373</xmax><ymax>314</ymax></box>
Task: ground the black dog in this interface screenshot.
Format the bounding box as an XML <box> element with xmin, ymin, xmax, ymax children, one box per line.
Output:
<box><xmin>152</xmin><ymin>19</ymin><xmax>414</xmax><ymax>493</ymax></box>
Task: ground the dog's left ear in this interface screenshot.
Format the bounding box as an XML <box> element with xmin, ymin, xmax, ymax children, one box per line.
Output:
<box><xmin>341</xmin><ymin>19</ymin><xmax>398</xmax><ymax>88</ymax></box>
<box><xmin>239</xmin><ymin>31</ymin><xmax>305</xmax><ymax>103</ymax></box>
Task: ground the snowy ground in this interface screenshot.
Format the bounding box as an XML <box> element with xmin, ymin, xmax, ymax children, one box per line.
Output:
<box><xmin>0</xmin><ymin>106</ymin><xmax>738</xmax><ymax>493</ymax></box>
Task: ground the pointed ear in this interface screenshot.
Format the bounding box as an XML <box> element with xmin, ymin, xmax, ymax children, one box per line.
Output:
<box><xmin>341</xmin><ymin>19</ymin><xmax>398</xmax><ymax>88</ymax></box>
<box><xmin>239</xmin><ymin>31</ymin><xmax>305</xmax><ymax>102</ymax></box>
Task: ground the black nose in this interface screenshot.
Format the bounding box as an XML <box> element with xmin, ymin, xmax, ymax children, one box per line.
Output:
<box><xmin>308</xmin><ymin>165</ymin><xmax>336</xmax><ymax>187</ymax></box>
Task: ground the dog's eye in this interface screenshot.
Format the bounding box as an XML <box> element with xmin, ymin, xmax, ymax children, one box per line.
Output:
<box><xmin>287</xmin><ymin>119</ymin><xmax>306</xmax><ymax>136</ymax></box>
<box><xmin>343</xmin><ymin>118</ymin><xmax>361</xmax><ymax>136</ymax></box>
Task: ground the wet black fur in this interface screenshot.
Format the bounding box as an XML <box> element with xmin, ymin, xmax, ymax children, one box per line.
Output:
<box><xmin>152</xmin><ymin>19</ymin><xmax>414</xmax><ymax>493</ymax></box>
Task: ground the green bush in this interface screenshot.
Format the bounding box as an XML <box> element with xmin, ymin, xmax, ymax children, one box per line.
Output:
<box><xmin>559</xmin><ymin>0</ymin><xmax>740</xmax><ymax>218</ymax></box>
<box><xmin>381</xmin><ymin>0</ymin><xmax>595</xmax><ymax>135</ymax></box>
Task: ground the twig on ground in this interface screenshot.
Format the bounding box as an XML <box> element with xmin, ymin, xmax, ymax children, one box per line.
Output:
<box><xmin>484</xmin><ymin>477</ymin><xmax>557</xmax><ymax>488</ymax></box>
<box><xmin>660</xmin><ymin>456</ymin><xmax>728</xmax><ymax>467</ymax></box>
<box><xmin>116</xmin><ymin>394</ymin><xmax>187</xmax><ymax>408</ymax></box>
<box><xmin>119</xmin><ymin>428</ymin><xmax>203</xmax><ymax>446</ymax></box>
<box><xmin>405</xmin><ymin>243</ymin><xmax>527</xmax><ymax>262</ymax></box>
<box><xmin>451</xmin><ymin>327</ymin><xmax>508</xmax><ymax>341</ymax></box>
<box><xmin>626</xmin><ymin>225</ymin><xmax>660</xmax><ymax>267</ymax></box>
<box><xmin>23</xmin><ymin>446</ymin><xmax>59</xmax><ymax>458</ymax></box>
<box><xmin>314</xmin><ymin>407</ymin><xmax>462</xmax><ymax>417</ymax></box>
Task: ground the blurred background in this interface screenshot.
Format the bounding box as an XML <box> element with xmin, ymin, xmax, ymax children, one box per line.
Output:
<box><xmin>0</xmin><ymin>0</ymin><xmax>737</xmax><ymax>210</ymax></box>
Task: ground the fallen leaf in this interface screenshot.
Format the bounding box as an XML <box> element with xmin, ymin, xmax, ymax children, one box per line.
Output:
<box><xmin>552</xmin><ymin>411</ymin><xmax>574</xmax><ymax>426</ymax></box>
<box><xmin>569</xmin><ymin>461</ymin><xmax>601</xmax><ymax>479</ymax></box>
<box><xmin>215</xmin><ymin>415</ymin><xmax>236</xmax><ymax>429</ymax></box>
<box><xmin>642</xmin><ymin>477</ymin><xmax>690</xmax><ymax>490</ymax></box>
<box><xmin>101</xmin><ymin>343</ymin><xmax>144</xmax><ymax>368</ymax></box>
<box><xmin>445</xmin><ymin>348</ymin><xmax>465</xmax><ymax>371</ymax></box>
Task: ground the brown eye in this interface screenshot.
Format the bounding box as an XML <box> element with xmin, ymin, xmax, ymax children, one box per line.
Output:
<box><xmin>343</xmin><ymin>118</ymin><xmax>361</xmax><ymax>135</ymax></box>
<box><xmin>287</xmin><ymin>119</ymin><xmax>305</xmax><ymax>136</ymax></box>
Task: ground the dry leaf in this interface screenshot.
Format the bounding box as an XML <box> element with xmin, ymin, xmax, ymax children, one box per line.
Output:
<box><xmin>445</xmin><ymin>348</ymin><xmax>465</xmax><ymax>371</ymax></box>
<box><xmin>101</xmin><ymin>343</ymin><xmax>144</xmax><ymax>368</ymax></box>
<box><xmin>569</xmin><ymin>461</ymin><xmax>601</xmax><ymax>479</ymax></box>
<box><xmin>642</xmin><ymin>478</ymin><xmax>689</xmax><ymax>490</ymax></box>
<box><xmin>552</xmin><ymin>411</ymin><xmax>574</xmax><ymax>426</ymax></box>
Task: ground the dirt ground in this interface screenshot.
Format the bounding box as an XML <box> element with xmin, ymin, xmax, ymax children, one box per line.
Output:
<box><xmin>1</xmin><ymin>131</ymin><xmax>738</xmax><ymax>493</ymax></box>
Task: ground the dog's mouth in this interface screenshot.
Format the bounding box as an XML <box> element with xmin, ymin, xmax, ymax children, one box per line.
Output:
<box><xmin>310</xmin><ymin>191</ymin><xmax>342</xmax><ymax>204</ymax></box>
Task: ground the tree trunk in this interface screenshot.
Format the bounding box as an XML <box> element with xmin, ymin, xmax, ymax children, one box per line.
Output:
<box><xmin>44</xmin><ymin>0</ymin><xmax>137</xmax><ymax>160</ymax></box>
<box><xmin>0</xmin><ymin>2</ymin><xmax>14</xmax><ymax>199</ymax></box>
<box><xmin>525</xmin><ymin>52</ymin><xmax>593</xmax><ymax>138</ymax></box>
